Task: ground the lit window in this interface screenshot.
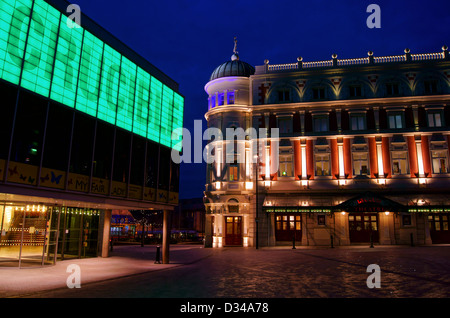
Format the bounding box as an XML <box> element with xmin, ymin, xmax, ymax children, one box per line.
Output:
<box><xmin>350</xmin><ymin>115</ymin><xmax>366</xmax><ymax>131</ymax></box>
<box><xmin>388</xmin><ymin>113</ymin><xmax>403</xmax><ymax>129</ymax></box>
<box><xmin>229</xmin><ymin>165</ymin><xmax>238</xmax><ymax>181</ymax></box>
<box><xmin>218</xmin><ymin>93</ymin><xmax>224</xmax><ymax>106</ymax></box>
<box><xmin>315</xmin><ymin>153</ymin><xmax>330</xmax><ymax>176</ymax></box>
<box><xmin>227</xmin><ymin>91</ymin><xmax>235</xmax><ymax>105</ymax></box>
<box><xmin>279</xmin><ymin>155</ymin><xmax>293</xmax><ymax>177</ymax></box>
<box><xmin>392</xmin><ymin>151</ymin><xmax>408</xmax><ymax>175</ymax></box>
<box><xmin>428</xmin><ymin>112</ymin><xmax>442</xmax><ymax>128</ymax></box>
<box><xmin>353</xmin><ymin>152</ymin><xmax>369</xmax><ymax>176</ymax></box>
<box><xmin>210</xmin><ymin>95</ymin><xmax>216</xmax><ymax>109</ymax></box>
<box><xmin>431</xmin><ymin>150</ymin><xmax>448</xmax><ymax>174</ymax></box>
<box><xmin>313</xmin><ymin>116</ymin><xmax>328</xmax><ymax>132</ymax></box>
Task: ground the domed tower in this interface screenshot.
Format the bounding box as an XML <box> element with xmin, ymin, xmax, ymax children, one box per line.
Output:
<box><xmin>203</xmin><ymin>38</ymin><xmax>255</xmax><ymax>248</ymax></box>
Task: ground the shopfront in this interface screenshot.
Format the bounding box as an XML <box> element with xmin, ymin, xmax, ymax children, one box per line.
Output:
<box><xmin>0</xmin><ymin>202</ymin><xmax>101</xmax><ymax>267</ymax></box>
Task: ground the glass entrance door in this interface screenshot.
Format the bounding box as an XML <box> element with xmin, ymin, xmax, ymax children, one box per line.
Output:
<box><xmin>0</xmin><ymin>204</ymin><xmax>51</xmax><ymax>267</ymax></box>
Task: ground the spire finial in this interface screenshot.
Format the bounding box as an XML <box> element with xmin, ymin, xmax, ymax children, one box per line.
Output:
<box><xmin>231</xmin><ymin>37</ymin><xmax>239</xmax><ymax>61</ymax></box>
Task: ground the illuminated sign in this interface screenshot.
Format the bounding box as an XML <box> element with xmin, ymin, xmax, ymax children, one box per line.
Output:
<box><xmin>0</xmin><ymin>0</ymin><xmax>183</xmax><ymax>151</ymax></box>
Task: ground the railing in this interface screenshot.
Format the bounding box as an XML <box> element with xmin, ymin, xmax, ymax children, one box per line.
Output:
<box><xmin>268</xmin><ymin>63</ymin><xmax>298</xmax><ymax>71</ymax></box>
<box><xmin>262</xmin><ymin>47</ymin><xmax>448</xmax><ymax>74</ymax></box>
<box><xmin>373</xmin><ymin>55</ymin><xmax>406</xmax><ymax>63</ymax></box>
<box><xmin>337</xmin><ymin>57</ymin><xmax>369</xmax><ymax>66</ymax></box>
<box><xmin>411</xmin><ymin>52</ymin><xmax>444</xmax><ymax>61</ymax></box>
<box><xmin>303</xmin><ymin>60</ymin><xmax>333</xmax><ymax>68</ymax></box>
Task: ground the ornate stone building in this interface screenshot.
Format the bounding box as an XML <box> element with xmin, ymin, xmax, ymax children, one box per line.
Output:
<box><xmin>203</xmin><ymin>42</ymin><xmax>450</xmax><ymax>248</ymax></box>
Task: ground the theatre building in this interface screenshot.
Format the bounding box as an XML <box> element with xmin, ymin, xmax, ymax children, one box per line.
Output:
<box><xmin>0</xmin><ymin>0</ymin><xmax>183</xmax><ymax>266</ymax></box>
<box><xmin>203</xmin><ymin>42</ymin><xmax>450</xmax><ymax>248</ymax></box>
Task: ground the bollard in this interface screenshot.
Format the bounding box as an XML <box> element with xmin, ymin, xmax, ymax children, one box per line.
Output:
<box><xmin>370</xmin><ymin>233</ymin><xmax>374</xmax><ymax>248</ymax></box>
<box><xmin>330</xmin><ymin>235</ymin><xmax>334</xmax><ymax>248</ymax></box>
<box><xmin>292</xmin><ymin>234</ymin><xmax>296</xmax><ymax>249</ymax></box>
<box><xmin>410</xmin><ymin>233</ymin><xmax>414</xmax><ymax>247</ymax></box>
<box><xmin>155</xmin><ymin>245</ymin><xmax>161</xmax><ymax>264</ymax></box>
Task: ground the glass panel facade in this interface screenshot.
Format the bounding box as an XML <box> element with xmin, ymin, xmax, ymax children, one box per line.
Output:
<box><xmin>0</xmin><ymin>0</ymin><xmax>183</xmax><ymax>151</ymax></box>
<box><xmin>0</xmin><ymin>203</ymin><xmax>99</xmax><ymax>267</ymax></box>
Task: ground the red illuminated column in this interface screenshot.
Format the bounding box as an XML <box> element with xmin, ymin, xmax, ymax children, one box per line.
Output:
<box><xmin>306</xmin><ymin>139</ymin><xmax>314</xmax><ymax>180</ymax></box>
<box><xmin>368</xmin><ymin>137</ymin><xmax>378</xmax><ymax>178</ymax></box>
<box><xmin>421</xmin><ymin>135</ymin><xmax>431</xmax><ymax>177</ymax></box>
<box><xmin>330</xmin><ymin>139</ymin><xmax>339</xmax><ymax>179</ymax></box>
<box><xmin>270</xmin><ymin>140</ymin><xmax>278</xmax><ymax>181</ymax></box>
<box><xmin>382</xmin><ymin>137</ymin><xmax>391</xmax><ymax>178</ymax></box>
<box><xmin>343</xmin><ymin>138</ymin><xmax>352</xmax><ymax>179</ymax></box>
<box><xmin>293</xmin><ymin>140</ymin><xmax>302</xmax><ymax>180</ymax></box>
<box><xmin>407</xmin><ymin>136</ymin><xmax>418</xmax><ymax>178</ymax></box>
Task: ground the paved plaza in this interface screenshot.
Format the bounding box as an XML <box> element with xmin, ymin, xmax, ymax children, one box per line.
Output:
<box><xmin>1</xmin><ymin>244</ymin><xmax>449</xmax><ymax>300</ymax></box>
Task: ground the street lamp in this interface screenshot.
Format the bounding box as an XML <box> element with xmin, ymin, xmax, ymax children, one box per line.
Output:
<box><xmin>254</xmin><ymin>154</ymin><xmax>259</xmax><ymax>250</ymax></box>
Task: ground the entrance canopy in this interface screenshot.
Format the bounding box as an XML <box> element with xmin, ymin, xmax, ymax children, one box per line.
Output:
<box><xmin>334</xmin><ymin>192</ymin><xmax>405</xmax><ymax>213</ymax></box>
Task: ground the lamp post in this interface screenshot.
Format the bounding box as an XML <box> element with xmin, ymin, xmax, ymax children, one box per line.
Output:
<box><xmin>255</xmin><ymin>154</ymin><xmax>259</xmax><ymax>250</ymax></box>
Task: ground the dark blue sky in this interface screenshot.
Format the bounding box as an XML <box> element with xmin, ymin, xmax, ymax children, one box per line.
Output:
<box><xmin>73</xmin><ymin>0</ymin><xmax>450</xmax><ymax>199</ymax></box>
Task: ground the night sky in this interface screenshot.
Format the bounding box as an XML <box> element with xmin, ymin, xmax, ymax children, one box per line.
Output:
<box><xmin>71</xmin><ymin>0</ymin><xmax>450</xmax><ymax>199</ymax></box>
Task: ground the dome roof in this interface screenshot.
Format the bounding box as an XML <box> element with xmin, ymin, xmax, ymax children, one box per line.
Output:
<box><xmin>209</xmin><ymin>37</ymin><xmax>255</xmax><ymax>81</ymax></box>
<box><xmin>209</xmin><ymin>59</ymin><xmax>255</xmax><ymax>81</ymax></box>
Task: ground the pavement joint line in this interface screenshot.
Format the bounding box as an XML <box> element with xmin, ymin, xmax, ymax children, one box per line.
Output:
<box><xmin>5</xmin><ymin>252</ymin><xmax>216</xmax><ymax>298</ymax></box>
<box><xmin>292</xmin><ymin>249</ymin><xmax>450</xmax><ymax>287</ymax></box>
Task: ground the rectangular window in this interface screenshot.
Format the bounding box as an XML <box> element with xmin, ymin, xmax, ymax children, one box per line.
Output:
<box><xmin>353</xmin><ymin>152</ymin><xmax>369</xmax><ymax>176</ymax></box>
<box><xmin>278</xmin><ymin>89</ymin><xmax>290</xmax><ymax>103</ymax></box>
<box><xmin>392</xmin><ymin>151</ymin><xmax>408</xmax><ymax>175</ymax></box>
<box><xmin>428</xmin><ymin>112</ymin><xmax>442</xmax><ymax>128</ymax></box>
<box><xmin>279</xmin><ymin>155</ymin><xmax>293</xmax><ymax>177</ymax></box>
<box><xmin>218</xmin><ymin>93</ymin><xmax>224</xmax><ymax>106</ymax></box>
<box><xmin>386</xmin><ymin>83</ymin><xmax>399</xmax><ymax>96</ymax></box>
<box><xmin>424</xmin><ymin>80</ymin><xmax>438</xmax><ymax>94</ymax></box>
<box><xmin>315</xmin><ymin>153</ymin><xmax>330</xmax><ymax>176</ymax></box>
<box><xmin>349</xmin><ymin>85</ymin><xmax>362</xmax><ymax>98</ymax></box>
<box><xmin>210</xmin><ymin>95</ymin><xmax>216</xmax><ymax>109</ymax></box>
<box><xmin>313</xmin><ymin>116</ymin><xmax>328</xmax><ymax>132</ymax></box>
<box><xmin>312</xmin><ymin>87</ymin><xmax>325</xmax><ymax>100</ymax></box>
<box><xmin>278</xmin><ymin>117</ymin><xmax>292</xmax><ymax>134</ymax></box>
<box><xmin>350</xmin><ymin>115</ymin><xmax>366</xmax><ymax>131</ymax></box>
<box><xmin>318</xmin><ymin>215</ymin><xmax>326</xmax><ymax>225</ymax></box>
<box><xmin>388</xmin><ymin>114</ymin><xmax>403</xmax><ymax>129</ymax></box>
<box><xmin>431</xmin><ymin>150</ymin><xmax>448</xmax><ymax>174</ymax></box>
<box><xmin>229</xmin><ymin>165</ymin><xmax>238</xmax><ymax>181</ymax></box>
<box><xmin>227</xmin><ymin>91</ymin><xmax>235</xmax><ymax>105</ymax></box>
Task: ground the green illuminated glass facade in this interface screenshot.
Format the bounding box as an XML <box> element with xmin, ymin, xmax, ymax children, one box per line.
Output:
<box><xmin>0</xmin><ymin>0</ymin><xmax>184</xmax><ymax>150</ymax></box>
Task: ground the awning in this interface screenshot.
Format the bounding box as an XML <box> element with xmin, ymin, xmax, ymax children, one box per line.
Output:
<box><xmin>333</xmin><ymin>192</ymin><xmax>405</xmax><ymax>213</ymax></box>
